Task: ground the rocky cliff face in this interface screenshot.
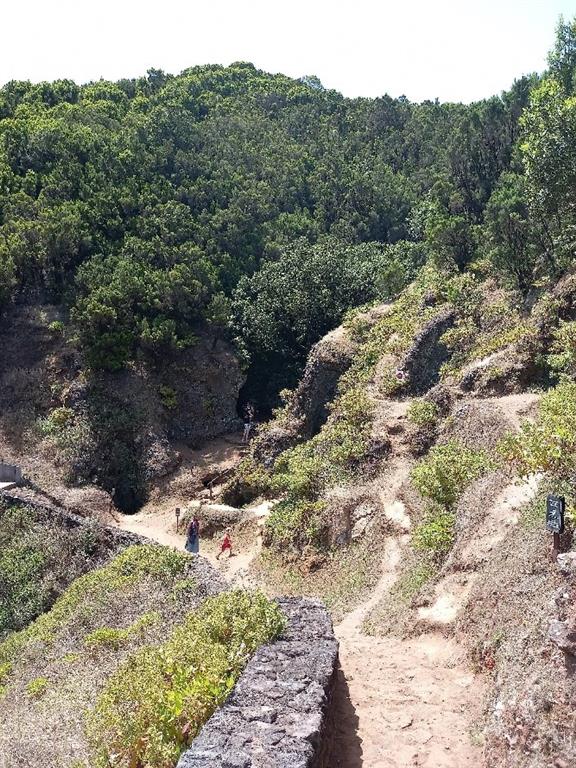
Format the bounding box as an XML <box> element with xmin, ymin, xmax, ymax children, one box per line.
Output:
<box><xmin>251</xmin><ymin>322</ymin><xmax>358</xmax><ymax>470</ymax></box>
<box><xmin>0</xmin><ymin>305</ymin><xmax>244</xmax><ymax>512</ymax></box>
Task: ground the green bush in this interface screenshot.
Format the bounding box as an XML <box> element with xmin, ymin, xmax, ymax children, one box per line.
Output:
<box><xmin>265</xmin><ymin>499</ymin><xmax>326</xmax><ymax>550</ymax></box>
<box><xmin>407</xmin><ymin>399</ymin><xmax>439</xmax><ymax>427</ymax></box>
<box><xmin>86</xmin><ymin>591</ymin><xmax>285</xmax><ymax>768</ymax></box>
<box><xmin>158</xmin><ymin>385</ymin><xmax>178</xmax><ymax>410</ymax></box>
<box><xmin>500</xmin><ymin>380</ymin><xmax>576</xmax><ymax>477</ymax></box>
<box><xmin>37</xmin><ymin>406</ymin><xmax>75</xmax><ymax>436</ymax></box>
<box><xmin>412</xmin><ymin>507</ymin><xmax>455</xmax><ymax>556</ymax></box>
<box><xmin>0</xmin><ymin>545</ymin><xmax>188</xmax><ymax>667</ymax></box>
<box><xmin>271</xmin><ymin>385</ymin><xmax>374</xmax><ymax>502</ymax></box>
<box><xmin>0</xmin><ymin>661</ymin><xmax>11</xmax><ymax>697</ymax></box>
<box><xmin>84</xmin><ymin>613</ymin><xmax>161</xmax><ymax>652</ymax></box>
<box><xmin>411</xmin><ymin>440</ymin><xmax>493</xmax><ymax>509</ymax></box>
<box><xmin>84</xmin><ymin>627</ymin><xmax>129</xmax><ymax>652</ymax></box>
<box><xmin>26</xmin><ymin>676</ymin><xmax>49</xmax><ymax>699</ymax></box>
<box><xmin>0</xmin><ymin>503</ymin><xmax>106</xmax><ymax>637</ymax></box>
<box><xmin>547</xmin><ymin>321</ymin><xmax>576</xmax><ymax>377</ymax></box>
<box><xmin>48</xmin><ymin>320</ymin><xmax>65</xmax><ymax>334</ymax></box>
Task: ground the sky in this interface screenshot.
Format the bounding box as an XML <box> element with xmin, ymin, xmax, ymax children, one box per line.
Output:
<box><xmin>2</xmin><ymin>0</ymin><xmax>575</xmax><ymax>103</ymax></box>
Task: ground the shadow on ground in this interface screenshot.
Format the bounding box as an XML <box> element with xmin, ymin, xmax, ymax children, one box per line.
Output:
<box><xmin>327</xmin><ymin>663</ymin><xmax>363</xmax><ymax>767</ymax></box>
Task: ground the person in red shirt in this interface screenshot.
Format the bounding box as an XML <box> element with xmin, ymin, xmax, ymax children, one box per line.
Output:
<box><xmin>217</xmin><ymin>530</ymin><xmax>232</xmax><ymax>559</ymax></box>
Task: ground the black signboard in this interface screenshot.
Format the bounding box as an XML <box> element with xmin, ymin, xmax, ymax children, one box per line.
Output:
<box><xmin>546</xmin><ymin>495</ymin><xmax>565</xmax><ymax>534</ymax></box>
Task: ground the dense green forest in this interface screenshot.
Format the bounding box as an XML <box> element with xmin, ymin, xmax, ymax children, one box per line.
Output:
<box><xmin>1</xmin><ymin>18</ymin><xmax>576</xmax><ymax>405</ymax></box>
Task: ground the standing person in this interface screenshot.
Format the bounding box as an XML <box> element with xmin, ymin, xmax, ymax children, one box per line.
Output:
<box><xmin>185</xmin><ymin>515</ymin><xmax>200</xmax><ymax>555</ymax></box>
<box><xmin>242</xmin><ymin>403</ymin><xmax>255</xmax><ymax>444</ymax></box>
<box><xmin>216</xmin><ymin>529</ymin><xmax>232</xmax><ymax>560</ymax></box>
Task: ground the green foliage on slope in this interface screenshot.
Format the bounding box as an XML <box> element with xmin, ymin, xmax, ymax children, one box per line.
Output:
<box><xmin>0</xmin><ymin>58</ymin><xmax>538</xmax><ymax>402</ymax></box>
<box><xmin>0</xmin><ymin>541</ymin><xmax>283</xmax><ymax>768</ymax></box>
<box><xmin>0</xmin><ymin>502</ymin><xmax>116</xmax><ymax>639</ymax></box>
<box><xmin>501</xmin><ymin>380</ymin><xmax>576</xmax><ymax>478</ymax></box>
<box><xmin>0</xmin><ymin>545</ymin><xmax>187</xmax><ymax>665</ymax></box>
<box><xmin>87</xmin><ymin>591</ymin><xmax>284</xmax><ymax>768</ymax></box>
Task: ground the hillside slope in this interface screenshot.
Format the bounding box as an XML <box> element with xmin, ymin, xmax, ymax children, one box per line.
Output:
<box><xmin>220</xmin><ymin>267</ymin><xmax>576</xmax><ymax>767</ymax></box>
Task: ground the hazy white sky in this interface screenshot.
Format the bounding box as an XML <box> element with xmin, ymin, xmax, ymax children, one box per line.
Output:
<box><xmin>2</xmin><ymin>0</ymin><xmax>574</xmax><ymax>103</ymax></box>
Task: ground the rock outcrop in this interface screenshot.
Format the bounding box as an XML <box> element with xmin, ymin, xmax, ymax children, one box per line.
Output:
<box><xmin>291</xmin><ymin>326</ymin><xmax>357</xmax><ymax>439</ymax></box>
<box><xmin>0</xmin><ymin>305</ymin><xmax>245</xmax><ymax>513</ymax></box>
<box><xmin>459</xmin><ymin>348</ymin><xmax>536</xmax><ymax>395</ymax></box>
<box><xmin>178</xmin><ymin>597</ymin><xmax>338</xmax><ymax>768</ymax></box>
<box><xmin>251</xmin><ymin>325</ymin><xmax>357</xmax><ymax>469</ymax></box>
<box><xmin>402</xmin><ymin>308</ymin><xmax>455</xmax><ymax>395</ymax></box>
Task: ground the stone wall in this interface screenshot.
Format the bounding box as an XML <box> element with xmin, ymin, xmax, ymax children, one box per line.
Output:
<box><xmin>178</xmin><ymin>597</ymin><xmax>338</xmax><ymax>768</ymax></box>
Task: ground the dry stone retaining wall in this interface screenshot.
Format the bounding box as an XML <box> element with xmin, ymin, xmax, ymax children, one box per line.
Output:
<box><xmin>178</xmin><ymin>597</ymin><xmax>338</xmax><ymax>768</ymax></box>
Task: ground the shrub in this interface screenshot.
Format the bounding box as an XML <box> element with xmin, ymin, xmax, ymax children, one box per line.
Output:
<box><xmin>500</xmin><ymin>380</ymin><xmax>576</xmax><ymax>477</ymax></box>
<box><xmin>407</xmin><ymin>399</ymin><xmax>439</xmax><ymax>427</ymax></box>
<box><xmin>26</xmin><ymin>676</ymin><xmax>49</xmax><ymax>698</ymax></box>
<box><xmin>412</xmin><ymin>506</ymin><xmax>455</xmax><ymax>556</ymax></box>
<box><xmin>48</xmin><ymin>320</ymin><xmax>65</xmax><ymax>334</ymax></box>
<box><xmin>158</xmin><ymin>385</ymin><xmax>178</xmax><ymax>410</ymax></box>
<box><xmin>86</xmin><ymin>591</ymin><xmax>285</xmax><ymax>768</ymax></box>
<box><xmin>0</xmin><ymin>503</ymin><xmax>107</xmax><ymax>637</ymax></box>
<box><xmin>411</xmin><ymin>440</ymin><xmax>493</xmax><ymax>508</ymax></box>
<box><xmin>395</xmin><ymin>559</ymin><xmax>437</xmax><ymax>601</ymax></box>
<box><xmin>0</xmin><ymin>545</ymin><xmax>188</xmax><ymax>667</ymax></box>
<box><xmin>547</xmin><ymin>321</ymin><xmax>576</xmax><ymax>377</ymax></box>
<box><xmin>84</xmin><ymin>627</ymin><xmax>129</xmax><ymax>652</ymax></box>
<box><xmin>265</xmin><ymin>499</ymin><xmax>326</xmax><ymax>549</ymax></box>
<box><xmin>84</xmin><ymin>613</ymin><xmax>162</xmax><ymax>652</ymax></box>
<box><xmin>37</xmin><ymin>406</ymin><xmax>75</xmax><ymax>436</ymax></box>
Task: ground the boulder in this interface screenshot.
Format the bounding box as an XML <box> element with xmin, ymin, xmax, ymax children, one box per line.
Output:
<box><xmin>548</xmin><ymin>619</ymin><xmax>576</xmax><ymax>656</ymax></box>
<box><xmin>556</xmin><ymin>552</ymin><xmax>576</xmax><ymax>578</ymax></box>
<box><xmin>459</xmin><ymin>347</ymin><xmax>536</xmax><ymax>396</ymax></box>
<box><xmin>195</xmin><ymin>502</ymin><xmax>246</xmax><ymax>537</ymax></box>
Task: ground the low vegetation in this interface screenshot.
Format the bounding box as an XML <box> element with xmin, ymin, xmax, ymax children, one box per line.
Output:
<box><xmin>87</xmin><ymin>591</ymin><xmax>284</xmax><ymax>768</ymax></box>
<box><xmin>264</xmin><ymin>385</ymin><xmax>375</xmax><ymax>551</ymax></box>
<box><xmin>0</xmin><ymin>544</ymin><xmax>283</xmax><ymax>768</ymax></box>
<box><xmin>0</xmin><ymin>502</ymin><xmax>117</xmax><ymax>639</ymax></box>
<box><xmin>500</xmin><ymin>380</ymin><xmax>576</xmax><ymax>479</ymax></box>
<box><xmin>410</xmin><ymin>440</ymin><xmax>494</xmax><ymax>559</ymax></box>
<box><xmin>411</xmin><ymin>440</ymin><xmax>494</xmax><ymax>510</ymax></box>
<box><xmin>407</xmin><ymin>399</ymin><xmax>439</xmax><ymax>427</ymax></box>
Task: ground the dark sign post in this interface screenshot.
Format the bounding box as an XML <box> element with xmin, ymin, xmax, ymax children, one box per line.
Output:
<box><xmin>175</xmin><ymin>507</ymin><xmax>181</xmax><ymax>533</ymax></box>
<box><xmin>546</xmin><ymin>495</ymin><xmax>565</xmax><ymax>561</ymax></box>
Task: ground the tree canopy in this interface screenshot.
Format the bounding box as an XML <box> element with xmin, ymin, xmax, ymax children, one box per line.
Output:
<box><xmin>1</xmin><ymin>19</ymin><xmax>575</xmax><ymax>404</ymax></box>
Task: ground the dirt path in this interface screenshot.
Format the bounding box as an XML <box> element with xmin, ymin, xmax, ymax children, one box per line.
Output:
<box><xmin>114</xmin><ymin>499</ymin><xmax>271</xmax><ymax>586</ymax></box>
<box><xmin>329</xmin><ymin>433</ymin><xmax>485</xmax><ymax>768</ymax></box>
<box><xmin>331</xmin><ymin>533</ymin><xmax>484</xmax><ymax>767</ymax></box>
<box><xmin>115</xmin><ymin>426</ymin><xmax>485</xmax><ymax>767</ymax></box>
<box><xmin>417</xmin><ymin>473</ymin><xmax>541</xmax><ymax>628</ymax></box>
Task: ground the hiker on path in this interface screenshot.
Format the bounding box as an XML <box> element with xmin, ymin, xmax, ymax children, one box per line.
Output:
<box><xmin>242</xmin><ymin>403</ymin><xmax>255</xmax><ymax>444</ymax></box>
<box><xmin>185</xmin><ymin>514</ymin><xmax>200</xmax><ymax>555</ymax></box>
<box><xmin>216</xmin><ymin>529</ymin><xmax>232</xmax><ymax>559</ymax></box>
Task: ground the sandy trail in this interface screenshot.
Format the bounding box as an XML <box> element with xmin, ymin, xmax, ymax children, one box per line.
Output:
<box><xmin>331</xmin><ymin>532</ymin><xmax>483</xmax><ymax>768</ymax></box>
<box><xmin>329</xmin><ymin>435</ymin><xmax>484</xmax><ymax>768</ymax></box>
<box><xmin>115</xmin><ymin>499</ymin><xmax>271</xmax><ymax>586</ymax></box>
